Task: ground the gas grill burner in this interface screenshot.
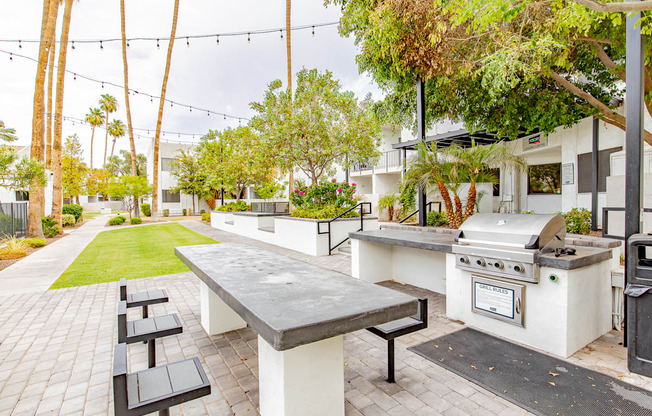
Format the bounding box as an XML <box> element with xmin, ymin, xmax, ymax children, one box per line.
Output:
<box><xmin>452</xmin><ymin>213</ymin><xmax>566</xmax><ymax>283</ymax></box>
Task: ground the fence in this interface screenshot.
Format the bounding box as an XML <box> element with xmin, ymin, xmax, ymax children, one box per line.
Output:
<box><xmin>0</xmin><ymin>202</ymin><xmax>28</xmax><ymax>238</ymax></box>
<box><xmin>352</xmin><ymin>150</ymin><xmax>404</xmax><ymax>173</ymax></box>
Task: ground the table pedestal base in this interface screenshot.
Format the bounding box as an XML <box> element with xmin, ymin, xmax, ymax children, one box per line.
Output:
<box><xmin>258</xmin><ymin>334</ymin><xmax>344</xmax><ymax>416</ymax></box>
<box><xmin>200</xmin><ymin>281</ymin><xmax>247</xmax><ymax>335</ymax></box>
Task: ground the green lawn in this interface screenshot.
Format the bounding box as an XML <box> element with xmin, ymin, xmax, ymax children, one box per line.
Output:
<box><xmin>50</xmin><ymin>222</ymin><xmax>217</xmax><ymax>289</ymax></box>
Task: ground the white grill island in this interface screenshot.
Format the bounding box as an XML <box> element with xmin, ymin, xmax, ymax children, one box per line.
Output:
<box><xmin>350</xmin><ymin>219</ymin><xmax>621</xmax><ymax>358</ymax></box>
<box><xmin>175</xmin><ymin>243</ymin><xmax>418</xmax><ymax>416</ymax></box>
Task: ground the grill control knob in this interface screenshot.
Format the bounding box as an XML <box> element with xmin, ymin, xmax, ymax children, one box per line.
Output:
<box><xmin>513</xmin><ymin>264</ymin><xmax>524</xmax><ymax>273</ymax></box>
<box><xmin>493</xmin><ymin>260</ymin><xmax>504</xmax><ymax>269</ymax></box>
<box><xmin>476</xmin><ymin>258</ymin><xmax>486</xmax><ymax>267</ymax></box>
<box><xmin>459</xmin><ymin>256</ymin><xmax>470</xmax><ymax>264</ymax></box>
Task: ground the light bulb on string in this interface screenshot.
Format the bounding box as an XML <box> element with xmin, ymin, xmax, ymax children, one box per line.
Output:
<box><xmin>312</xmin><ymin>26</ymin><xmax>315</xmax><ymax>36</ymax></box>
<box><xmin>73</xmin><ymin>73</ymin><xmax>76</xmax><ymax>80</ymax></box>
<box><xmin>189</xmin><ymin>106</ymin><xmax>192</xmax><ymax>112</ymax></box>
<box><xmin>100</xmin><ymin>40</ymin><xmax>103</xmax><ymax>50</ymax></box>
<box><xmin>170</xmin><ymin>101</ymin><xmax>173</xmax><ymax>108</ymax></box>
<box><xmin>216</xmin><ymin>35</ymin><xmax>220</xmax><ymax>45</ymax></box>
<box><xmin>280</xmin><ymin>30</ymin><xmax>283</xmax><ymax>39</ymax></box>
<box><xmin>18</xmin><ymin>40</ymin><xmax>21</xmax><ymax>49</ymax></box>
<box><xmin>247</xmin><ymin>33</ymin><xmax>251</xmax><ymax>43</ymax></box>
<box><xmin>186</xmin><ymin>37</ymin><xmax>190</xmax><ymax>47</ymax></box>
<box><xmin>156</xmin><ymin>39</ymin><xmax>160</xmax><ymax>49</ymax></box>
<box><xmin>71</xmin><ymin>41</ymin><xmax>75</xmax><ymax>50</ymax></box>
<box><xmin>9</xmin><ymin>53</ymin><xmax>12</xmax><ymax>61</ymax></box>
<box><xmin>207</xmin><ymin>111</ymin><xmax>210</xmax><ymax>116</ymax></box>
<box><xmin>150</xmin><ymin>97</ymin><xmax>153</xmax><ymax>103</ymax></box>
<box><xmin>223</xmin><ymin>114</ymin><xmax>226</xmax><ymax>120</ymax></box>
<box><xmin>127</xmin><ymin>40</ymin><xmax>130</xmax><ymax>48</ymax></box>
<box><xmin>101</xmin><ymin>82</ymin><xmax>104</xmax><ymax>89</ymax></box>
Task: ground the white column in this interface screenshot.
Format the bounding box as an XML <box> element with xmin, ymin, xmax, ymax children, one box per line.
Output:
<box><xmin>258</xmin><ymin>334</ymin><xmax>344</xmax><ymax>416</ymax></box>
<box><xmin>351</xmin><ymin>239</ymin><xmax>393</xmax><ymax>283</ymax></box>
<box><xmin>200</xmin><ymin>281</ymin><xmax>247</xmax><ymax>335</ymax></box>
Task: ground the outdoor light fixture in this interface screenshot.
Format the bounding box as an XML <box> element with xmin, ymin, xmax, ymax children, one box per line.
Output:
<box><xmin>248</xmin><ymin>33</ymin><xmax>251</xmax><ymax>43</ymax></box>
<box><xmin>18</xmin><ymin>40</ymin><xmax>21</xmax><ymax>48</ymax></box>
<box><xmin>280</xmin><ymin>30</ymin><xmax>283</xmax><ymax>39</ymax></box>
<box><xmin>187</xmin><ymin>37</ymin><xmax>190</xmax><ymax>47</ymax></box>
<box><xmin>216</xmin><ymin>35</ymin><xmax>220</xmax><ymax>45</ymax></box>
<box><xmin>100</xmin><ymin>40</ymin><xmax>103</xmax><ymax>50</ymax></box>
<box><xmin>71</xmin><ymin>41</ymin><xmax>74</xmax><ymax>50</ymax></box>
<box><xmin>156</xmin><ymin>39</ymin><xmax>160</xmax><ymax>49</ymax></box>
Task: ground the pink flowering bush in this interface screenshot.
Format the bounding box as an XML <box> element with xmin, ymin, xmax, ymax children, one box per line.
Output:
<box><xmin>290</xmin><ymin>179</ymin><xmax>359</xmax><ymax>218</ymax></box>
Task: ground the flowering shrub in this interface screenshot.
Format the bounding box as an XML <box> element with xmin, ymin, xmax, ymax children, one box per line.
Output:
<box><xmin>290</xmin><ymin>179</ymin><xmax>359</xmax><ymax>218</ymax></box>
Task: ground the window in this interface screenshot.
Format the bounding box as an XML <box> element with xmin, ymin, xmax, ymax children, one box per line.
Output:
<box><xmin>162</xmin><ymin>190</ymin><xmax>180</xmax><ymax>203</ymax></box>
<box><xmin>15</xmin><ymin>191</ymin><xmax>28</xmax><ymax>201</ymax></box>
<box><xmin>528</xmin><ymin>163</ymin><xmax>561</xmax><ymax>194</ymax></box>
<box><xmin>577</xmin><ymin>146</ymin><xmax>622</xmax><ymax>193</ymax></box>
<box><xmin>161</xmin><ymin>158</ymin><xmax>176</xmax><ymax>172</ymax></box>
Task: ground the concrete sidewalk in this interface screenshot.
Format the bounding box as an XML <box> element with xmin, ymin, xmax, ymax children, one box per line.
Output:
<box><xmin>0</xmin><ymin>215</ymin><xmax>110</xmax><ymax>295</ymax></box>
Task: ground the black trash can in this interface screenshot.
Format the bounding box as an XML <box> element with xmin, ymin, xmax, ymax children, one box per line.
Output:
<box><xmin>626</xmin><ymin>234</ymin><xmax>652</xmax><ymax>376</ymax></box>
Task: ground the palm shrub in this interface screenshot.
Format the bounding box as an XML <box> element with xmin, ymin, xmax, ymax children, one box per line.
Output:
<box><xmin>62</xmin><ymin>204</ymin><xmax>83</xmax><ymax>222</ymax></box>
<box><xmin>378</xmin><ymin>193</ymin><xmax>400</xmax><ymax>221</ymax></box>
<box><xmin>61</xmin><ymin>214</ymin><xmax>76</xmax><ymax>227</ymax></box>
<box><xmin>0</xmin><ymin>235</ymin><xmax>28</xmax><ymax>260</ymax></box>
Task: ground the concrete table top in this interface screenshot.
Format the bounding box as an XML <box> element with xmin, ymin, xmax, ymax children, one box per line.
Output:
<box><xmin>175</xmin><ymin>243</ymin><xmax>418</xmax><ymax>351</ymax></box>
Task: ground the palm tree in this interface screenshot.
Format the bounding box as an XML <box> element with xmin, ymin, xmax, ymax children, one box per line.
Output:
<box><xmin>99</xmin><ymin>94</ymin><xmax>118</xmax><ymax>167</ymax></box>
<box><xmin>152</xmin><ymin>0</ymin><xmax>180</xmax><ymax>221</ymax></box>
<box><xmin>85</xmin><ymin>108</ymin><xmax>104</xmax><ymax>170</ymax></box>
<box><xmin>27</xmin><ymin>0</ymin><xmax>58</xmax><ymax>238</ymax></box>
<box><xmin>286</xmin><ymin>0</ymin><xmax>294</xmax><ymax>198</ymax></box>
<box><xmin>52</xmin><ymin>0</ymin><xmax>75</xmax><ymax>229</ymax></box>
<box><xmin>447</xmin><ymin>141</ymin><xmax>526</xmax><ymax>219</ymax></box>
<box><xmin>120</xmin><ymin>0</ymin><xmax>140</xmax><ymax>218</ymax></box>
<box><xmin>108</xmin><ymin>119</ymin><xmax>126</xmax><ymax>160</ymax></box>
<box><xmin>45</xmin><ymin>1</ymin><xmax>58</xmax><ymax>170</ymax></box>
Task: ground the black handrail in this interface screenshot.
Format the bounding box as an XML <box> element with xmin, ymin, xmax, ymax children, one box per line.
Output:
<box><xmin>602</xmin><ymin>207</ymin><xmax>652</xmax><ymax>240</ymax></box>
<box><xmin>317</xmin><ymin>202</ymin><xmax>372</xmax><ymax>255</ymax></box>
<box><xmin>398</xmin><ymin>201</ymin><xmax>441</xmax><ymax>224</ymax></box>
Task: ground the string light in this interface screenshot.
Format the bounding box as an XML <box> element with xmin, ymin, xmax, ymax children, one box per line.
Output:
<box><xmin>280</xmin><ymin>30</ymin><xmax>283</xmax><ymax>39</ymax></box>
<box><xmin>9</xmin><ymin>53</ymin><xmax>12</xmax><ymax>61</ymax></box>
<box><xmin>312</xmin><ymin>26</ymin><xmax>315</xmax><ymax>36</ymax></box>
<box><xmin>216</xmin><ymin>35</ymin><xmax>220</xmax><ymax>45</ymax></box>
<box><xmin>73</xmin><ymin>73</ymin><xmax>76</xmax><ymax>80</ymax></box>
<box><xmin>18</xmin><ymin>40</ymin><xmax>21</xmax><ymax>49</ymax></box>
<box><xmin>100</xmin><ymin>40</ymin><xmax>103</xmax><ymax>50</ymax></box>
<box><xmin>127</xmin><ymin>40</ymin><xmax>130</xmax><ymax>48</ymax></box>
<box><xmin>247</xmin><ymin>33</ymin><xmax>251</xmax><ymax>43</ymax></box>
<box><xmin>156</xmin><ymin>39</ymin><xmax>160</xmax><ymax>49</ymax></box>
<box><xmin>186</xmin><ymin>37</ymin><xmax>190</xmax><ymax>47</ymax></box>
<box><xmin>71</xmin><ymin>41</ymin><xmax>75</xmax><ymax>50</ymax></box>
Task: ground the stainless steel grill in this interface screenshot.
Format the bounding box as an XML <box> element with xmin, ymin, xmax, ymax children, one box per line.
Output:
<box><xmin>452</xmin><ymin>213</ymin><xmax>566</xmax><ymax>283</ymax></box>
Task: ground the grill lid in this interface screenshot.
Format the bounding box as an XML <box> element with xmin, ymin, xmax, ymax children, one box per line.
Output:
<box><xmin>455</xmin><ymin>213</ymin><xmax>566</xmax><ymax>250</ymax></box>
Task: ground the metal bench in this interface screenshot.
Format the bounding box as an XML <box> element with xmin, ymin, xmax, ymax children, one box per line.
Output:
<box><xmin>119</xmin><ymin>278</ymin><xmax>168</xmax><ymax>319</ymax></box>
<box><xmin>118</xmin><ymin>300</ymin><xmax>183</xmax><ymax>368</ymax></box>
<box><xmin>113</xmin><ymin>343</ymin><xmax>211</xmax><ymax>416</ymax></box>
<box><xmin>367</xmin><ymin>297</ymin><xmax>428</xmax><ymax>383</ymax></box>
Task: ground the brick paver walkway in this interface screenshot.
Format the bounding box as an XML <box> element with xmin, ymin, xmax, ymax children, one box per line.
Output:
<box><xmin>0</xmin><ymin>219</ymin><xmax>649</xmax><ymax>415</ymax></box>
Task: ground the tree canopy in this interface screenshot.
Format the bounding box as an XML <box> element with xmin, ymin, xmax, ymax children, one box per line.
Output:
<box><xmin>330</xmin><ymin>0</ymin><xmax>652</xmax><ymax>143</ymax></box>
<box><xmin>250</xmin><ymin>68</ymin><xmax>382</xmax><ymax>184</ymax></box>
<box><xmin>170</xmin><ymin>149</ymin><xmax>206</xmax><ymax>214</ymax></box>
<box><xmin>61</xmin><ymin>134</ymin><xmax>87</xmax><ymax>201</ymax></box>
<box><xmin>105</xmin><ymin>149</ymin><xmax>147</xmax><ymax>177</ymax></box>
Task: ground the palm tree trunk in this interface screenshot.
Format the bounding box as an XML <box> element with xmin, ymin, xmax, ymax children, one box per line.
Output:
<box><xmin>110</xmin><ymin>138</ymin><xmax>117</xmax><ymax>159</ymax></box>
<box><xmin>45</xmin><ymin>13</ymin><xmax>56</xmax><ymax>170</ymax></box>
<box><xmin>453</xmin><ymin>194</ymin><xmax>463</xmax><ymax>228</ymax></box>
<box><xmin>464</xmin><ymin>181</ymin><xmax>476</xmax><ymax>220</ymax></box>
<box><xmin>286</xmin><ymin>0</ymin><xmax>294</xmax><ymax>198</ymax></box>
<box><xmin>436</xmin><ymin>181</ymin><xmax>456</xmax><ymax>226</ymax></box>
<box><xmin>89</xmin><ymin>125</ymin><xmax>95</xmax><ymax>170</ymax></box>
<box><xmin>152</xmin><ymin>0</ymin><xmax>180</xmax><ymax>221</ymax></box>
<box><xmin>52</xmin><ymin>0</ymin><xmax>74</xmax><ymax>229</ymax></box>
<box><xmin>120</xmin><ymin>0</ymin><xmax>139</xmax><ymax>218</ymax></box>
<box><xmin>27</xmin><ymin>0</ymin><xmax>57</xmax><ymax>239</ymax></box>
<box><xmin>103</xmin><ymin>111</ymin><xmax>109</xmax><ymax>167</ymax></box>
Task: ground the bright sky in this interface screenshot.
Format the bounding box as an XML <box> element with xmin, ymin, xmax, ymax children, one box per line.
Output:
<box><xmin>0</xmin><ymin>0</ymin><xmax>381</xmax><ymax>167</ymax></box>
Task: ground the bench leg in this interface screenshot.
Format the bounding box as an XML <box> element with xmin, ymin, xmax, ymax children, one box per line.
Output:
<box><xmin>148</xmin><ymin>339</ymin><xmax>156</xmax><ymax>368</ymax></box>
<box><xmin>142</xmin><ymin>305</ymin><xmax>148</xmax><ymax>319</ymax></box>
<box><xmin>159</xmin><ymin>409</ymin><xmax>169</xmax><ymax>416</ymax></box>
<box><xmin>259</xmin><ymin>334</ymin><xmax>344</xmax><ymax>416</ymax></box>
<box><xmin>387</xmin><ymin>339</ymin><xmax>395</xmax><ymax>383</ymax></box>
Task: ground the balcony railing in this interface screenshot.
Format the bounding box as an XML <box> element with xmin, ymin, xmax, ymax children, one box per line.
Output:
<box><xmin>352</xmin><ymin>150</ymin><xmax>404</xmax><ymax>173</ymax></box>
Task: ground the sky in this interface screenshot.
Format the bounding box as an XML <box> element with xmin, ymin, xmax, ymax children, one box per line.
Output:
<box><xmin>0</xmin><ymin>0</ymin><xmax>383</xmax><ymax>168</ymax></box>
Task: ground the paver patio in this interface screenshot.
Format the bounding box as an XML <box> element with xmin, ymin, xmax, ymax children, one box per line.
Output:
<box><xmin>0</xmin><ymin>219</ymin><xmax>649</xmax><ymax>415</ymax></box>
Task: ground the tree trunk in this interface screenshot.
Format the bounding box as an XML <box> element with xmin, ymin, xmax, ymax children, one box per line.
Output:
<box><xmin>192</xmin><ymin>193</ymin><xmax>196</xmax><ymax>215</ymax></box>
<box><xmin>286</xmin><ymin>0</ymin><xmax>295</xmax><ymax>199</ymax></box>
<box><xmin>103</xmin><ymin>111</ymin><xmax>109</xmax><ymax>168</ymax></box>
<box><xmin>27</xmin><ymin>0</ymin><xmax>57</xmax><ymax>239</ymax></box>
<box><xmin>152</xmin><ymin>0</ymin><xmax>180</xmax><ymax>221</ymax></box>
<box><xmin>52</xmin><ymin>0</ymin><xmax>74</xmax><ymax>229</ymax></box>
<box><xmin>45</xmin><ymin>13</ymin><xmax>56</xmax><ymax>170</ymax></box>
<box><xmin>464</xmin><ymin>181</ymin><xmax>476</xmax><ymax>220</ymax></box>
<box><xmin>110</xmin><ymin>138</ymin><xmax>117</xmax><ymax>159</ymax></box>
<box><xmin>453</xmin><ymin>194</ymin><xmax>463</xmax><ymax>229</ymax></box>
<box><xmin>120</xmin><ymin>0</ymin><xmax>140</xmax><ymax>218</ymax></box>
<box><xmin>436</xmin><ymin>181</ymin><xmax>456</xmax><ymax>226</ymax></box>
<box><xmin>89</xmin><ymin>125</ymin><xmax>95</xmax><ymax>170</ymax></box>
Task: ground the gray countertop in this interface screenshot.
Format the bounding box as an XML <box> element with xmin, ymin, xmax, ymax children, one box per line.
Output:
<box><xmin>349</xmin><ymin>229</ymin><xmax>615</xmax><ymax>270</ymax></box>
<box><xmin>175</xmin><ymin>243</ymin><xmax>418</xmax><ymax>351</ymax></box>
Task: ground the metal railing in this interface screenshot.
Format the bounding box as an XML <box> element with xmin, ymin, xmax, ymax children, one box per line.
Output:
<box><xmin>602</xmin><ymin>207</ymin><xmax>652</xmax><ymax>240</ymax></box>
<box><xmin>317</xmin><ymin>202</ymin><xmax>372</xmax><ymax>255</ymax></box>
<box><xmin>352</xmin><ymin>150</ymin><xmax>404</xmax><ymax>173</ymax></box>
<box><xmin>398</xmin><ymin>201</ymin><xmax>442</xmax><ymax>224</ymax></box>
<box><xmin>0</xmin><ymin>202</ymin><xmax>28</xmax><ymax>238</ymax></box>
<box><xmin>250</xmin><ymin>201</ymin><xmax>290</xmax><ymax>214</ymax></box>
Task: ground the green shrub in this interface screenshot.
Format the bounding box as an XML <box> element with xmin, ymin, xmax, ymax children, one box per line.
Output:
<box><xmin>0</xmin><ymin>213</ymin><xmax>23</xmax><ymax>235</ymax></box>
<box><xmin>563</xmin><ymin>208</ymin><xmax>591</xmax><ymax>235</ymax></box>
<box><xmin>200</xmin><ymin>209</ymin><xmax>205</xmax><ymax>214</ymax></box>
<box><xmin>62</xmin><ymin>204</ymin><xmax>83</xmax><ymax>222</ymax></box>
<box><xmin>140</xmin><ymin>203</ymin><xmax>151</xmax><ymax>217</ymax></box>
<box><xmin>41</xmin><ymin>215</ymin><xmax>62</xmax><ymax>238</ymax></box>
<box><xmin>291</xmin><ymin>205</ymin><xmax>360</xmax><ymax>219</ymax></box>
<box><xmin>162</xmin><ymin>209</ymin><xmax>169</xmax><ymax>217</ymax></box>
<box><xmin>216</xmin><ymin>201</ymin><xmax>250</xmax><ymax>212</ymax></box>
<box><xmin>201</xmin><ymin>212</ymin><xmax>211</xmax><ymax>221</ymax></box>
<box><xmin>61</xmin><ymin>214</ymin><xmax>76</xmax><ymax>227</ymax></box>
<box><xmin>130</xmin><ymin>218</ymin><xmax>142</xmax><ymax>225</ymax></box>
<box><xmin>427</xmin><ymin>211</ymin><xmax>449</xmax><ymax>227</ymax></box>
<box><xmin>19</xmin><ymin>238</ymin><xmax>47</xmax><ymax>248</ymax></box>
<box><xmin>182</xmin><ymin>208</ymin><xmax>187</xmax><ymax>216</ymax></box>
<box><xmin>398</xmin><ymin>181</ymin><xmax>416</xmax><ymax>218</ymax></box>
<box><xmin>108</xmin><ymin>216</ymin><xmax>126</xmax><ymax>226</ymax></box>
<box><xmin>521</xmin><ymin>209</ymin><xmax>535</xmax><ymax>214</ymax></box>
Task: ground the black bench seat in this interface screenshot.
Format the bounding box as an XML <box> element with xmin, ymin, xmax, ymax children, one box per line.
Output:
<box><xmin>120</xmin><ymin>278</ymin><xmax>168</xmax><ymax>318</ymax></box>
<box><xmin>118</xmin><ymin>301</ymin><xmax>183</xmax><ymax>368</ymax></box>
<box><xmin>113</xmin><ymin>343</ymin><xmax>210</xmax><ymax>416</ymax></box>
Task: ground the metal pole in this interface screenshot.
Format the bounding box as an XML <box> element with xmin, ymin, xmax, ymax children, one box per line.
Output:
<box><xmin>416</xmin><ymin>75</ymin><xmax>427</xmax><ymax>227</ymax></box>
<box><xmin>10</xmin><ymin>203</ymin><xmax>14</xmax><ymax>236</ymax></box>
<box><xmin>345</xmin><ymin>154</ymin><xmax>349</xmax><ymax>183</ymax></box>
<box><xmin>625</xmin><ymin>3</ymin><xmax>645</xmax><ymax>348</ymax></box>
<box><xmin>591</xmin><ymin>117</ymin><xmax>599</xmax><ymax>231</ymax></box>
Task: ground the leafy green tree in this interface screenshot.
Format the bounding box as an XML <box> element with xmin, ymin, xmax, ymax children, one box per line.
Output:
<box><xmin>0</xmin><ymin>121</ymin><xmax>47</xmax><ymax>199</ymax></box>
<box><xmin>250</xmin><ymin>68</ymin><xmax>382</xmax><ymax>184</ymax></box>
<box><xmin>331</xmin><ymin>0</ymin><xmax>652</xmax><ymax>143</ymax></box>
<box><xmin>170</xmin><ymin>149</ymin><xmax>206</xmax><ymax>215</ymax></box>
<box><xmin>61</xmin><ymin>134</ymin><xmax>88</xmax><ymax>204</ymax></box>
<box><xmin>105</xmin><ymin>150</ymin><xmax>147</xmax><ymax>177</ymax></box>
<box><xmin>196</xmin><ymin>127</ymin><xmax>275</xmax><ymax>200</ymax></box>
<box><xmin>106</xmin><ymin>175</ymin><xmax>152</xmax><ymax>219</ymax></box>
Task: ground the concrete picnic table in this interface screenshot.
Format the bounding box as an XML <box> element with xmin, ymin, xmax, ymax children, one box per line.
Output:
<box><xmin>175</xmin><ymin>243</ymin><xmax>418</xmax><ymax>416</ymax></box>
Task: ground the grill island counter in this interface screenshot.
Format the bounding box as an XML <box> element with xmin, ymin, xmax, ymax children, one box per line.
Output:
<box><xmin>350</xmin><ymin>214</ymin><xmax>621</xmax><ymax>358</ymax></box>
<box><xmin>175</xmin><ymin>243</ymin><xmax>418</xmax><ymax>416</ymax></box>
